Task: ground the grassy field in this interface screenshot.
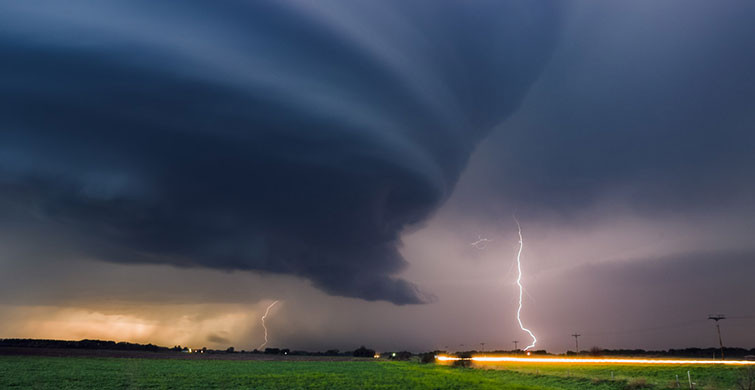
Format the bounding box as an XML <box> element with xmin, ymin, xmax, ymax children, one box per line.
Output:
<box><xmin>468</xmin><ymin>361</ymin><xmax>750</xmax><ymax>389</ymax></box>
<box><xmin>0</xmin><ymin>355</ymin><xmax>751</xmax><ymax>389</ymax></box>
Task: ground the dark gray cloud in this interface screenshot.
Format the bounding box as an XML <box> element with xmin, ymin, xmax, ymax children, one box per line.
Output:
<box><xmin>0</xmin><ymin>1</ymin><xmax>562</xmax><ymax>303</ymax></box>
<box><xmin>457</xmin><ymin>0</ymin><xmax>755</xmax><ymax>218</ymax></box>
<box><xmin>535</xmin><ymin>250</ymin><xmax>755</xmax><ymax>349</ymax></box>
<box><xmin>207</xmin><ymin>333</ymin><xmax>230</xmax><ymax>344</ymax></box>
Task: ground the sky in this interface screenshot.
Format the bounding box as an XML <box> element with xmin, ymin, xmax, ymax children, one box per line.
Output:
<box><xmin>1</xmin><ymin>1</ymin><xmax>754</xmax><ymax>353</ymax></box>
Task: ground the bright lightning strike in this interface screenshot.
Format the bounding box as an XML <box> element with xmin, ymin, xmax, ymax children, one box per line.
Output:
<box><xmin>258</xmin><ymin>300</ymin><xmax>279</xmax><ymax>350</ymax></box>
<box><xmin>514</xmin><ymin>216</ymin><xmax>537</xmax><ymax>351</ymax></box>
<box><xmin>470</xmin><ymin>235</ymin><xmax>493</xmax><ymax>249</ymax></box>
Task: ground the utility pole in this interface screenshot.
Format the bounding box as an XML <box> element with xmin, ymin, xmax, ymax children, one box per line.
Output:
<box><xmin>480</xmin><ymin>342</ymin><xmax>485</xmax><ymax>352</ymax></box>
<box><xmin>708</xmin><ymin>315</ymin><xmax>726</xmax><ymax>359</ymax></box>
<box><xmin>513</xmin><ymin>340</ymin><xmax>519</xmax><ymax>351</ymax></box>
<box><xmin>572</xmin><ymin>333</ymin><xmax>581</xmax><ymax>354</ymax></box>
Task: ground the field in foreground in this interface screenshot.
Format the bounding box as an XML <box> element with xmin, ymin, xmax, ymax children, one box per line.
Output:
<box><xmin>0</xmin><ymin>355</ymin><xmax>751</xmax><ymax>389</ymax></box>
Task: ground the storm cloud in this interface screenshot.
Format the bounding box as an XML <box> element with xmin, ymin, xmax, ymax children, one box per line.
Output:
<box><xmin>457</xmin><ymin>0</ymin><xmax>755</xmax><ymax>218</ymax></box>
<box><xmin>0</xmin><ymin>1</ymin><xmax>561</xmax><ymax>303</ymax></box>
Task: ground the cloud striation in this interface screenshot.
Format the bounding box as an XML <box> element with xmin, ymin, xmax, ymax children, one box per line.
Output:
<box><xmin>0</xmin><ymin>1</ymin><xmax>562</xmax><ymax>303</ymax></box>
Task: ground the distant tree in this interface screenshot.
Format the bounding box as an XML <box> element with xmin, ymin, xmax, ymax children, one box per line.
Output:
<box><xmin>392</xmin><ymin>351</ymin><xmax>412</xmax><ymax>361</ymax></box>
<box><xmin>353</xmin><ymin>346</ymin><xmax>375</xmax><ymax>358</ymax></box>
<box><xmin>589</xmin><ymin>346</ymin><xmax>603</xmax><ymax>356</ymax></box>
<box><xmin>0</xmin><ymin>338</ymin><xmax>171</xmax><ymax>352</ymax></box>
<box><xmin>420</xmin><ymin>352</ymin><xmax>436</xmax><ymax>364</ymax></box>
<box><xmin>325</xmin><ymin>349</ymin><xmax>340</xmax><ymax>356</ymax></box>
<box><xmin>226</xmin><ymin>347</ymin><xmax>235</xmax><ymax>353</ymax></box>
<box><xmin>452</xmin><ymin>352</ymin><xmax>472</xmax><ymax>368</ymax></box>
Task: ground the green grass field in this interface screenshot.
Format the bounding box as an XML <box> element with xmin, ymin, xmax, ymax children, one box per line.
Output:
<box><xmin>0</xmin><ymin>356</ymin><xmax>750</xmax><ymax>389</ymax></box>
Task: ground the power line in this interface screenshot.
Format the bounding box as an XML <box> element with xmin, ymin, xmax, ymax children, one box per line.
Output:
<box><xmin>581</xmin><ymin>319</ymin><xmax>709</xmax><ymax>337</ymax></box>
<box><xmin>708</xmin><ymin>315</ymin><xmax>726</xmax><ymax>360</ymax></box>
<box><xmin>726</xmin><ymin>315</ymin><xmax>755</xmax><ymax>320</ymax></box>
<box><xmin>572</xmin><ymin>333</ymin><xmax>581</xmax><ymax>353</ymax></box>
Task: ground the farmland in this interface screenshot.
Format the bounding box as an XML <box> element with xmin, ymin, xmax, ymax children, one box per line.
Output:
<box><xmin>0</xmin><ymin>355</ymin><xmax>751</xmax><ymax>389</ymax></box>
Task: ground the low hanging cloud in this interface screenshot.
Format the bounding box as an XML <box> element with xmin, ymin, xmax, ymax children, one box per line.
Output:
<box><xmin>0</xmin><ymin>1</ymin><xmax>562</xmax><ymax>304</ymax></box>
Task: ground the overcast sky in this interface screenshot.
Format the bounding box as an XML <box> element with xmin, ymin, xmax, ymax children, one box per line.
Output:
<box><xmin>1</xmin><ymin>1</ymin><xmax>753</xmax><ymax>353</ymax></box>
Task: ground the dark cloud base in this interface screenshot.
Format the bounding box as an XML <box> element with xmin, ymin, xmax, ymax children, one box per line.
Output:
<box><xmin>0</xmin><ymin>1</ymin><xmax>562</xmax><ymax>303</ymax></box>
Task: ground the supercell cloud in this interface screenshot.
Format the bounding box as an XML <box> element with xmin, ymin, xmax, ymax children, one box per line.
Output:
<box><xmin>0</xmin><ymin>1</ymin><xmax>561</xmax><ymax>303</ymax></box>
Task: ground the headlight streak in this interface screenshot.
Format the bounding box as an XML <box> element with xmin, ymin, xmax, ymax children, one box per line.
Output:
<box><xmin>514</xmin><ymin>216</ymin><xmax>537</xmax><ymax>351</ymax></box>
<box><xmin>435</xmin><ymin>355</ymin><xmax>755</xmax><ymax>365</ymax></box>
<box><xmin>257</xmin><ymin>300</ymin><xmax>279</xmax><ymax>350</ymax></box>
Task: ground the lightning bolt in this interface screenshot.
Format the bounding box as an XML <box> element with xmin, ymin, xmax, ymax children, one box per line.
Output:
<box><xmin>514</xmin><ymin>216</ymin><xmax>537</xmax><ymax>351</ymax></box>
<box><xmin>470</xmin><ymin>235</ymin><xmax>493</xmax><ymax>249</ymax></box>
<box><xmin>258</xmin><ymin>300</ymin><xmax>279</xmax><ymax>350</ymax></box>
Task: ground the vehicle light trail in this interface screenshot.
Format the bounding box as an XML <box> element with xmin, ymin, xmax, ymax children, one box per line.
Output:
<box><xmin>436</xmin><ymin>355</ymin><xmax>755</xmax><ymax>365</ymax></box>
<box><xmin>258</xmin><ymin>300</ymin><xmax>279</xmax><ymax>350</ymax></box>
<box><xmin>514</xmin><ymin>216</ymin><xmax>537</xmax><ymax>351</ymax></box>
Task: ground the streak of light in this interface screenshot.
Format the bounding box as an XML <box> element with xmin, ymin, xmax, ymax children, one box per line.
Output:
<box><xmin>257</xmin><ymin>300</ymin><xmax>279</xmax><ymax>350</ymax></box>
<box><xmin>470</xmin><ymin>235</ymin><xmax>493</xmax><ymax>249</ymax></box>
<box><xmin>514</xmin><ymin>216</ymin><xmax>536</xmax><ymax>351</ymax></box>
<box><xmin>435</xmin><ymin>355</ymin><xmax>755</xmax><ymax>365</ymax></box>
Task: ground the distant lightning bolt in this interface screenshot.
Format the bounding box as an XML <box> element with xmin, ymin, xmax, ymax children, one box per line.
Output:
<box><xmin>514</xmin><ymin>216</ymin><xmax>537</xmax><ymax>351</ymax></box>
<box><xmin>258</xmin><ymin>300</ymin><xmax>279</xmax><ymax>350</ymax></box>
<box><xmin>470</xmin><ymin>235</ymin><xmax>493</xmax><ymax>249</ymax></box>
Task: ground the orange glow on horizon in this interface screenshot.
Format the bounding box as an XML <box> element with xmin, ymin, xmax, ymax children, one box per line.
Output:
<box><xmin>436</xmin><ymin>355</ymin><xmax>755</xmax><ymax>366</ymax></box>
<box><xmin>0</xmin><ymin>304</ymin><xmax>257</xmax><ymax>349</ymax></box>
